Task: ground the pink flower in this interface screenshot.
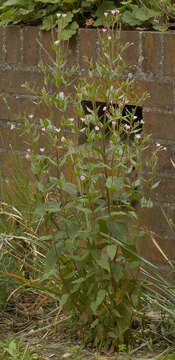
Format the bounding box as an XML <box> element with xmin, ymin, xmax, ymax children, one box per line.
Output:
<box><xmin>28</xmin><ymin>114</ymin><xmax>34</xmax><ymax>119</ymax></box>
<box><xmin>80</xmin><ymin>117</ymin><xmax>85</xmax><ymax>122</ymax></box>
<box><xmin>10</xmin><ymin>124</ymin><xmax>15</xmax><ymax>130</ymax></box>
<box><xmin>124</xmin><ymin>124</ymin><xmax>130</xmax><ymax>130</ymax></box>
<box><xmin>69</xmin><ymin>118</ymin><xmax>74</xmax><ymax>122</ymax></box>
<box><xmin>135</xmin><ymin>134</ymin><xmax>141</xmax><ymax>139</ymax></box>
<box><xmin>80</xmin><ymin>175</ymin><xmax>85</xmax><ymax>181</ymax></box>
<box><xmin>112</xmin><ymin>121</ymin><xmax>115</xmax><ymax>125</ymax></box>
<box><xmin>40</xmin><ymin>147</ymin><xmax>45</xmax><ymax>152</ymax></box>
<box><xmin>102</xmin><ymin>28</ymin><xmax>107</xmax><ymax>33</ymax></box>
<box><xmin>41</xmin><ymin>127</ymin><xmax>46</xmax><ymax>132</ymax></box>
<box><xmin>62</xmin><ymin>14</ymin><xmax>67</xmax><ymax>17</ymax></box>
<box><xmin>95</xmin><ymin>126</ymin><xmax>99</xmax><ymax>131</ymax></box>
<box><xmin>55</xmin><ymin>128</ymin><xmax>61</xmax><ymax>133</ymax></box>
<box><xmin>111</xmin><ymin>9</ymin><xmax>120</xmax><ymax>15</ymax></box>
<box><xmin>156</xmin><ymin>143</ymin><xmax>160</xmax><ymax>147</ymax></box>
<box><xmin>57</xmin><ymin>13</ymin><xmax>61</xmax><ymax>17</ymax></box>
<box><xmin>27</xmin><ymin>148</ymin><xmax>31</xmax><ymax>152</ymax></box>
<box><xmin>104</xmin><ymin>12</ymin><xmax>108</xmax><ymax>17</ymax></box>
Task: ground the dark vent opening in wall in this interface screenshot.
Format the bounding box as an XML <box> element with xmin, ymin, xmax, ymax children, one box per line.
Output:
<box><xmin>80</xmin><ymin>101</ymin><xmax>143</xmax><ymax>143</ymax></box>
<box><xmin>121</xmin><ymin>104</ymin><xmax>143</xmax><ymax>141</ymax></box>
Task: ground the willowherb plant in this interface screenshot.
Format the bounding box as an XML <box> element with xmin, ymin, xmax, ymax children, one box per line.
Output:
<box><xmin>17</xmin><ymin>10</ymin><xmax>164</xmax><ymax>349</ymax></box>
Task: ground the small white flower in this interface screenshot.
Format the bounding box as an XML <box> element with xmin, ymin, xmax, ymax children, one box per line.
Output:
<box><xmin>61</xmin><ymin>136</ymin><xmax>65</xmax><ymax>142</ymax></box>
<box><xmin>80</xmin><ymin>175</ymin><xmax>85</xmax><ymax>181</ymax></box>
<box><xmin>104</xmin><ymin>12</ymin><xmax>108</xmax><ymax>17</ymax></box>
<box><xmin>41</xmin><ymin>127</ymin><xmax>46</xmax><ymax>132</ymax></box>
<box><xmin>108</xmin><ymin>36</ymin><xmax>112</xmax><ymax>41</ymax></box>
<box><xmin>102</xmin><ymin>28</ymin><xmax>107</xmax><ymax>32</ymax></box>
<box><xmin>80</xmin><ymin>117</ymin><xmax>85</xmax><ymax>122</ymax></box>
<box><xmin>163</xmin><ymin>147</ymin><xmax>167</xmax><ymax>150</ymax></box>
<box><xmin>28</xmin><ymin>114</ymin><xmax>34</xmax><ymax>119</ymax></box>
<box><xmin>133</xmin><ymin>116</ymin><xmax>137</xmax><ymax>120</ymax></box>
<box><xmin>27</xmin><ymin>148</ymin><xmax>31</xmax><ymax>152</ymax></box>
<box><xmin>156</xmin><ymin>143</ymin><xmax>160</xmax><ymax>147</ymax></box>
<box><xmin>40</xmin><ymin>147</ymin><xmax>45</xmax><ymax>152</ymax></box>
<box><xmin>25</xmin><ymin>154</ymin><xmax>30</xmax><ymax>159</ymax></box>
<box><xmin>55</xmin><ymin>128</ymin><xmax>61</xmax><ymax>133</ymax></box>
<box><xmin>111</xmin><ymin>10</ymin><xmax>116</xmax><ymax>14</ymax></box>
<box><xmin>140</xmin><ymin>119</ymin><xmax>144</xmax><ymax>124</ymax></box>
<box><xmin>80</xmin><ymin>128</ymin><xmax>86</xmax><ymax>132</ymax></box>
<box><xmin>10</xmin><ymin>124</ymin><xmax>15</xmax><ymax>130</ymax></box>
<box><xmin>103</xmin><ymin>106</ymin><xmax>107</xmax><ymax>111</ymax></box>
<box><xmin>95</xmin><ymin>126</ymin><xmax>99</xmax><ymax>131</ymax></box>
<box><xmin>112</xmin><ymin>121</ymin><xmax>115</xmax><ymax>125</ymax></box>
<box><xmin>69</xmin><ymin>118</ymin><xmax>74</xmax><ymax>122</ymax></box>
<box><xmin>135</xmin><ymin>134</ymin><xmax>141</xmax><ymax>139</ymax></box>
<box><xmin>62</xmin><ymin>13</ymin><xmax>67</xmax><ymax>17</ymax></box>
<box><xmin>57</xmin><ymin>13</ymin><xmax>61</xmax><ymax>17</ymax></box>
<box><xmin>124</xmin><ymin>124</ymin><xmax>130</xmax><ymax>130</ymax></box>
<box><xmin>54</xmin><ymin>40</ymin><xmax>60</xmax><ymax>45</ymax></box>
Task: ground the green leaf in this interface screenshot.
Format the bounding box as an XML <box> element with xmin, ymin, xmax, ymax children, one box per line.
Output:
<box><xmin>59</xmin><ymin>294</ymin><xmax>69</xmax><ymax>307</ymax></box>
<box><xmin>111</xmin><ymin>262</ymin><xmax>123</xmax><ymax>283</ymax></box>
<box><xmin>96</xmin><ymin>1</ymin><xmax>115</xmax><ymax>19</ymax></box>
<box><xmin>117</xmin><ymin>302</ymin><xmax>132</xmax><ymax>337</ymax></box>
<box><xmin>151</xmin><ymin>180</ymin><xmax>160</xmax><ymax>190</ymax></box>
<box><xmin>47</xmin><ymin>201</ymin><xmax>61</xmax><ymax>213</ymax></box>
<box><xmin>7</xmin><ymin>340</ymin><xmax>17</xmax><ymax>356</ymax></box>
<box><xmin>96</xmin><ymin>258</ymin><xmax>110</xmax><ymax>272</ymax></box>
<box><xmin>91</xmin><ymin>289</ymin><xmax>106</xmax><ymax>314</ymax></box>
<box><xmin>106</xmin><ymin>245</ymin><xmax>116</xmax><ymax>260</ymax></box>
<box><xmin>134</xmin><ymin>7</ymin><xmax>159</xmax><ymax>22</ymax></box>
<box><xmin>163</xmin><ymin>355</ymin><xmax>175</xmax><ymax>360</ymax></box>
<box><xmin>62</xmin><ymin>182</ymin><xmax>77</xmax><ymax>197</ymax></box>
<box><xmin>107</xmin><ymin>220</ymin><xmax>130</xmax><ymax>243</ymax></box>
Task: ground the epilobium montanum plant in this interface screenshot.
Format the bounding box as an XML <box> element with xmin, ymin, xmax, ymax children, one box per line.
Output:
<box><xmin>19</xmin><ymin>10</ymin><xmax>163</xmax><ymax>349</ymax></box>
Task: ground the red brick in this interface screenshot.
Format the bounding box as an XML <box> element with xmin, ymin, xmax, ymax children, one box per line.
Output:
<box><xmin>137</xmin><ymin>206</ymin><xmax>170</xmax><ymax>235</ymax></box>
<box><xmin>133</xmin><ymin>80</ymin><xmax>173</xmax><ymax>109</ymax></box>
<box><xmin>143</xmin><ymin>111</ymin><xmax>175</xmax><ymax>141</ymax></box>
<box><xmin>137</xmin><ymin>231</ymin><xmax>175</xmax><ymax>263</ymax></box>
<box><xmin>0</xmin><ymin>27</ymin><xmax>4</xmax><ymax>63</ymax></box>
<box><xmin>79</xmin><ymin>29</ymin><xmax>97</xmax><ymax>69</ymax></box>
<box><xmin>143</xmin><ymin>143</ymin><xmax>174</xmax><ymax>177</ymax></box>
<box><xmin>6</xmin><ymin>26</ymin><xmax>21</xmax><ymax>64</ymax></box>
<box><xmin>120</xmin><ymin>31</ymin><xmax>139</xmax><ymax>73</ymax></box>
<box><xmin>23</xmin><ymin>26</ymin><xmax>40</xmax><ymax>66</ymax></box>
<box><xmin>0</xmin><ymin>96</ymin><xmax>39</xmax><ymax>120</ymax></box>
<box><xmin>0</xmin><ymin>70</ymin><xmax>43</xmax><ymax>94</ymax></box>
<box><xmin>0</xmin><ymin>151</ymin><xmax>30</xmax><ymax>178</ymax></box>
<box><xmin>164</xmin><ymin>32</ymin><xmax>175</xmax><ymax>77</ymax></box>
<box><xmin>0</xmin><ymin>122</ymin><xmax>31</xmax><ymax>151</ymax></box>
<box><xmin>150</xmin><ymin>176</ymin><xmax>175</xmax><ymax>203</ymax></box>
<box><xmin>63</xmin><ymin>35</ymin><xmax>78</xmax><ymax>69</ymax></box>
<box><xmin>142</xmin><ymin>32</ymin><xmax>161</xmax><ymax>75</ymax></box>
<box><xmin>40</xmin><ymin>29</ymin><xmax>56</xmax><ymax>65</ymax></box>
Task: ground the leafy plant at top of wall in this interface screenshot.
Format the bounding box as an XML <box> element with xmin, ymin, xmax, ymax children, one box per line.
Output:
<box><xmin>0</xmin><ymin>0</ymin><xmax>174</xmax><ymax>36</ymax></box>
<box><xmin>1</xmin><ymin>10</ymin><xmax>167</xmax><ymax>350</ymax></box>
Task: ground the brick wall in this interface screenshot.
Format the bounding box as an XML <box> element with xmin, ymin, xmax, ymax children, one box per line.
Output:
<box><xmin>0</xmin><ymin>26</ymin><xmax>175</xmax><ymax>265</ymax></box>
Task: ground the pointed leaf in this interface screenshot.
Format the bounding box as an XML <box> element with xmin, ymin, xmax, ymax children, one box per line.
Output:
<box><xmin>106</xmin><ymin>245</ymin><xmax>116</xmax><ymax>260</ymax></box>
